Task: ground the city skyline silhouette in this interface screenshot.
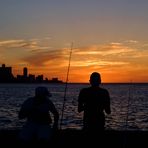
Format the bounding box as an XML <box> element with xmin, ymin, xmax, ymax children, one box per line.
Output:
<box><xmin>0</xmin><ymin>64</ymin><xmax>63</xmax><ymax>83</ymax></box>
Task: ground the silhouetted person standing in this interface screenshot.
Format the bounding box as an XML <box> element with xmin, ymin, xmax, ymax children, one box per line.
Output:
<box><xmin>78</xmin><ymin>72</ymin><xmax>111</xmax><ymax>133</ymax></box>
<box><xmin>18</xmin><ymin>86</ymin><xmax>59</xmax><ymax>146</ymax></box>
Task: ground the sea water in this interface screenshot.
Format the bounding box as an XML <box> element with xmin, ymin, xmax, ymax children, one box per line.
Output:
<box><xmin>0</xmin><ymin>83</ymin><xmax>148</xmax><ymax>131</ymax></box>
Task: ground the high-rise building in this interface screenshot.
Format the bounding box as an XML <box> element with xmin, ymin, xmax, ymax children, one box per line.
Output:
<box><xmin>0</xmin><ymin>64</ymin><xmax>14</xmax><ymax>82</ymax></box>
<box><xmin>23</xmin><ymin>67</ymin><xmax>28</xmax><ymax>78</ymax></box>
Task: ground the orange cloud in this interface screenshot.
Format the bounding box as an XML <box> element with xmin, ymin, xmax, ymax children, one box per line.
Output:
<box><xmin>22</xmin><ymin>50</ymin><xmax>63</xmax><ymax>66</ymax></box>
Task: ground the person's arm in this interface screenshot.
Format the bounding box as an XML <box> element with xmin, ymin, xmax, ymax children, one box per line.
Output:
<box><xmin>53</xmin><ymin>109</ymin><xmax>59</xmax><ymax>129</ymax></box>
<box><xmin>18</xmin><ymin>101</ymin><xmax>29</xmax><ymax>119</ymax></box>
<box><xmin>104</xmin><ymin>90</ymin><xmax>111</xmax><ymax>114</ymax></box>
<box><xmin>48</xmin><ymin>100</ymin><xmax>59</xmax><ymax>129</ymax></box>
<box><xmin>18</xmin><ymin>98</ymin><xmax>33</xmax><ymax>119</ymax></box>
<box><xmin>78</xmin><ymin>89</ymin><xmax>85</xmax><ymax>113</ymax></box>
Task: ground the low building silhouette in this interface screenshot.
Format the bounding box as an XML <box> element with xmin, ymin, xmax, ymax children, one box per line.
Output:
<box><xmin>48</xmin><ymin>77</ymin><xmax>63</xmax><ymax>83</ymax></box>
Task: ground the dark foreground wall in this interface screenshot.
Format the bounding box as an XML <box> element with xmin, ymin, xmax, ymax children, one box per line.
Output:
<box><xmin>0</xmin><ymin>129</ymin><xmax>147</xmax><ymax>147</ymax></box>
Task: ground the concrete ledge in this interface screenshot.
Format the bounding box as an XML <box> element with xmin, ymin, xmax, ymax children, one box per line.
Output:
<box><xmin>0</xmin><ymin>129</ymin><xmax>147</xmax><ymax>147</ymax></box>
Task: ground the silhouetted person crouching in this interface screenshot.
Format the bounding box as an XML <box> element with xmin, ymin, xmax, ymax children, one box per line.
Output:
<box><xmin>18</xmin><ymin>86</ymin><xmax>59</xmax><ymax>146</ymax></box>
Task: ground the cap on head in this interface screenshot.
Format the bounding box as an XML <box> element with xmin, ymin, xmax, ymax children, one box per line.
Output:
<box><xmin>90</xmin><ymin>72</ymin><xmax>101</xmax><ymax>86</ymax></box>
<box><xmin>35</xmin><ymin>86</ymin><xmax>52</xmax><ymax>97</ymax></box>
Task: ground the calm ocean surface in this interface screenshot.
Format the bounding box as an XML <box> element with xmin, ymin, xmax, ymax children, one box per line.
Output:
<box><xmin>0</xmin><ymin>83</ymin><xmax>148</xmax><ymax>131</ymax></box>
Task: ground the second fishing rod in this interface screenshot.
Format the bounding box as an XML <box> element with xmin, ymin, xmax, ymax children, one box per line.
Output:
<box><xmin>60</xmin><ymin>42</ymin><xmax>73</xmax><ymax>129</ymax></box>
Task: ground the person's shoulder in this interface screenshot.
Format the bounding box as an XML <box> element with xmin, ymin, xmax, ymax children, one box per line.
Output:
<box><xmin>45</xmin><ymin>97</ymin><xmax>54</xmax><ymax>105</ymax></box>
<box><xmin>23</xmin><ymin>97</ymin><xmax>34</xmax><ymax>104</ymax></box>
<box><xmin>80</xmin><ymin>87</ymin><xmax>90</xmax><ymax>92</ymax></box>
<box><xmin>99</xmin><ymin>87</ymin><xmax>109</xmax><ymax>93</ymax></box>
<box><xmin>26</xmin><ymin>97</ymin><xmax>34</xmax><ymax>101</ymax></box>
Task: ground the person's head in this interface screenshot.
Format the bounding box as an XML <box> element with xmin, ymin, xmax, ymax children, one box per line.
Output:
<box><xmin>35</xmin><ymin>86</ymin><xmax>52</xmax><ymax>98</ymax></box>
<box><xmin>89</xmin><ymin>72</ymin><xmax>101</xmax><ymax>86</ymax></box>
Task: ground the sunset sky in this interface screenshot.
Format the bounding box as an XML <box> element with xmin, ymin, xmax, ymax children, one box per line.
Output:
<box><xmin>0</xmin><ymin>0</ymin><xmax>148</xmax><ymax>83</ymax></box>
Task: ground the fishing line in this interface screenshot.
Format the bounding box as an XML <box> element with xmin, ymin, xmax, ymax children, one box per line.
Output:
<box><xmin>60</xmin><ymin>42</ymin><xmax>73</xmax><ymax>129</ymax></box>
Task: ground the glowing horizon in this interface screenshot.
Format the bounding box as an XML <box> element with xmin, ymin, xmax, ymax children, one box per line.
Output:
<box><xmin>1</xmin><ymin>40</ymin><xmax>147</xmax><ymax>83</ymax></box>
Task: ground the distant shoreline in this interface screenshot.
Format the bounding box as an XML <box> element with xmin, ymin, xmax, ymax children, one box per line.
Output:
<box><xmin>0</xmin><ymin>82</ymin><xmax>147</xmax><ymax>85</ymax></box>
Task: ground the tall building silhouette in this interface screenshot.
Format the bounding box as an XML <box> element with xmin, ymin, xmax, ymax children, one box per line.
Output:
<box><xmin>23</xmin><ymin>67</ymin><xmax>28</xmax><ymax>78</ymax></box>
<box><xmin>0</xmin><ymin>64</ymin><xmax>14</xmax><ymax>82</ymax></box>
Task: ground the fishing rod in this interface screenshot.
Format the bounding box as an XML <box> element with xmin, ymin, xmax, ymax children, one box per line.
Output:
<box><xmin>60</xmin><ymin>42</ymin><xmax>73</xmax><ymax>129</ymax></box>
